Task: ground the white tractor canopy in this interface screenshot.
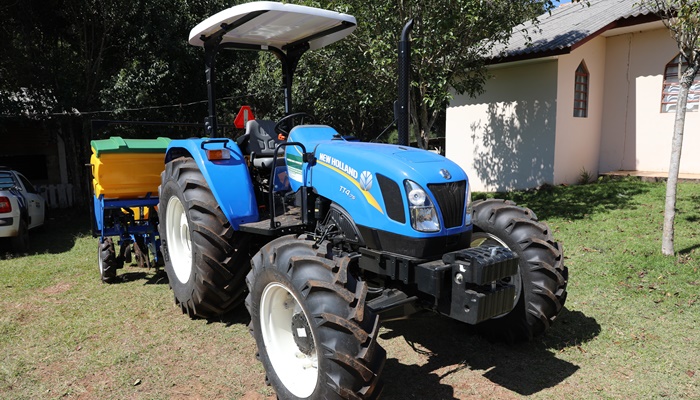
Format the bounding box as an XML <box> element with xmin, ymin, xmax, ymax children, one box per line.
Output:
<box><xmin>189</xmin><ymin>1</ymin><xmax>357</xmax><ymax>52</ymax></box>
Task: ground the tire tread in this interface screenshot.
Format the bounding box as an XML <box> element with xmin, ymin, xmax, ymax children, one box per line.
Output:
<box><xmin>472</xmin><ymin>199</ymin><xmax>568</xmax><ymax>340</ymax></box>
<box><xmin>160</xmin><ymin>157</ymin><xmax>250</xmax><ymax>318</ymax></box>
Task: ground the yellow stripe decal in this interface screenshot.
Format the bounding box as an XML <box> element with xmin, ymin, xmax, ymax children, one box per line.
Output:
<box><xmin>318</xmin><ymin>160</ymin><xmax>384</xmax><ymax>214</ymax></box>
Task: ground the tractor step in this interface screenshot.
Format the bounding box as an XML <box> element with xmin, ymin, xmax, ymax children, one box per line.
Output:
<box><xmin>239</xmin><ymin>207</ymin><xmax>306</xmax><ymax>236</ymax></box>
<box><xmin>367</xmin><ymin>289</ymin><xmax>421</xmax><ymax>322</ymax></box>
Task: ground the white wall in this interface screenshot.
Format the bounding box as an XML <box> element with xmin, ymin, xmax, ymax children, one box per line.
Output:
<box><xmin>554</xmin><ymin>36</ymin><xmax>607</xmax><ymax>184</ymax></box>
<box><xmin>447</xmin><ymin>26</ymin><xmax>700</xmax><ymax>194</ymax></box>
<box><xmin>600</xmin><ymin>28</ymin><xmax>700</xmax><ymax>174</ymax></box>
<box><xmin>446</xmin><ymin>59</ymin><xmax>558</xmax><ymax>192</ymax></box>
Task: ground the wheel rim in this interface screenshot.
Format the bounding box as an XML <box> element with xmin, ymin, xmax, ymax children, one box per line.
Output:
<box><xmin>166</xmin><ymin>196</ymin><xmax>192</xmax><ymax>284</ymax></box>
<box><xmin>471</xmin><ymin>232</ymin><xmax>522</xmax><ymax>316</ymax></box>
<box><xmin>260</xmin><ymin>282</ymin><xmax>318</xmax><ymax>398</ymax></box>
<box><xmin>98</xmin><ymin>241</ymin><xmax>105</xmax><ymax>276</ymax></box>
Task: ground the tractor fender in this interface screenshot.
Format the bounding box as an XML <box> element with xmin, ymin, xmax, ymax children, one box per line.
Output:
<box><xmin>165</xmin><ymin>138</ymin><xmax>258</xmax><ymax>229</ymax></box>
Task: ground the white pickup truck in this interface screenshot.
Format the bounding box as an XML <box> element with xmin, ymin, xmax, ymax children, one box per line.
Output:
<box><xmin>0</xmin><ymin>168</ymin><xmax>45</xmax><ymax>252</ymax></box>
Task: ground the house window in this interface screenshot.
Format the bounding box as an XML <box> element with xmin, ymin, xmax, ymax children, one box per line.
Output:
<box><xmin>574</xmin><ymin>61</ymin><xmax>589</xmax><ymax>118</ymax></box>
<box><xmin>661</xmin><ymin>54</ymin><xmax>700</xmax><ymax>113</ymax></box>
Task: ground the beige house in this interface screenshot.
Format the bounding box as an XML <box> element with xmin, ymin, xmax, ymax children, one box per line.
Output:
<box><xmin>446</xmin><ymin>0</ymin><xmax>700</xmax><ymax>192</ymax></box>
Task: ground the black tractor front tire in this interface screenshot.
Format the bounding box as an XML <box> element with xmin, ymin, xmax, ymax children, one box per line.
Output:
<box><xmin>471</xmin><ymin>199</ymin><xmax>568</xmax><ymax>341</ymax></box>
<box><xmin>246</xmin><ymin>235</ymin><xmax>385</xmax><ymax>399</ymax></box>
<box><xmin>159</xmin><ymin>156</ymin><xmax>251</xmax><ymax>319</ymax></box>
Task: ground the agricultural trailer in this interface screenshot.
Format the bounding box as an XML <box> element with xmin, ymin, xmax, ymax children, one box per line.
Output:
<box><xmin>89</xmin><ymin>136</ymin><xmax>170</xmax><ymax>282</ymax></box>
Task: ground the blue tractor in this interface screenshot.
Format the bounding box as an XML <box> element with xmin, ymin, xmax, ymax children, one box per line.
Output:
<box><xmin>158</xmin><ymin>2</ymin><xmax>568</xmax><ymax>399</ymax></box>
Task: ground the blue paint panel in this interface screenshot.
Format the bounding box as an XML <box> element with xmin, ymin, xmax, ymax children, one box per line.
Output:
<box><xmin>287</xmin><ymin>134</ymin><xmax>472</xmax><ymax>238</ymax></box>
<box><xmin>286</xmin><ymin>125</ymin><xmax>338</xmax><ymax>192</ymax></box>
<box><xmin>165</xmin><ymin>138</ymin><xmax>258</xmax><ymax>229</ymax></box>
<box><xmin>94</xmin><ymin>195</ymin><xmax>160</xmax><ymax>238</ymax></box>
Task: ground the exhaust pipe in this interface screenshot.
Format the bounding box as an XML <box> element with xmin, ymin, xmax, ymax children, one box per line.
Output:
<box><xmin>397</xmin><ymin>19</ymin><xmax>414</xmax><ymax>147</ymax></box>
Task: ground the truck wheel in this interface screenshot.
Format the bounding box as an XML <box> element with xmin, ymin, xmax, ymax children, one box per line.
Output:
<box><xmin>246</xmin><ymin>235</ymin><xmax>385</xmax><ymax>399</ymax></box>
<box><xmin>10</xmin><ymin>219</ymin><xmax>29</xmax><ymax>253</ymax></box>
<box><xmin>471</xmin><ymin>199</ymin><xmax>568</xmax><ymax>341</ymax></box>
<box><xmin>99</xmin><ymin>237</ymin><xmax>119</xmax><ymax>283</ymax></box>
<box><xmin>159</xmin><ymin>156</ymin><xmax>250</xmax><ymax>318</ymax></box>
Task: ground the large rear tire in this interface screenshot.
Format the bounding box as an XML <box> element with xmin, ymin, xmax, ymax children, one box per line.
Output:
<box><xmin>246</xmin><ymin>235</ymin><xmax>385</xmax><ymax>399</ymax></box>
<box><xmin>471</xmin><ymin>199</ymin><xmax>568</xmax><ymax>341</ymax></box>
<box><xmin>159</xmin><ymin>156</ymin><xmax>251</xmax><ymax>318</ymax></box>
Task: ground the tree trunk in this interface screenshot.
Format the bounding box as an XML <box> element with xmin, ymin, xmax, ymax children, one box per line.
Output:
<box><xmin>57</xmin><ymin>118</ymin><xmax>88</xmax><ymax>207</ymax></box>
<box><xmin>411</xmin><ymin>86</ymin><xmax>438</xmax><ymax>150</ymax></box>
<box><xmin>661</xmin><ymin>66</ymin><xmax>696</xmax><ymax>256</ymax></box>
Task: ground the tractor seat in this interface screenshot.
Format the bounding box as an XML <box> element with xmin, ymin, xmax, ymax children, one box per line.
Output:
<box><xmin>246</xmin><ymin>119</ymin><xmax>285</xmax><ymax>169</ymax></box>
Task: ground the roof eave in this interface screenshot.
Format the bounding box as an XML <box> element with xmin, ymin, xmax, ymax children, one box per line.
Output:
<box><xmin>487</xmin><ymin>12</ymin><xmax>664</xmax><ymax>66</ymax></box>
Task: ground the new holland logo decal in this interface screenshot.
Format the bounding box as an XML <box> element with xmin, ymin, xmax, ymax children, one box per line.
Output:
<box><xmin>317</xmin><ymin>153</ymin><xmax>383</xmax><ymax>214</ymax></box>
<box><xmin>359</xmin><ymin>171</ymin><xmax>373</xmax><ymax>191</ymax></box>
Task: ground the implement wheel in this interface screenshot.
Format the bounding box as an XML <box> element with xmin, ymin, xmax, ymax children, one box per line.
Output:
<box><xmin>159</xmin><ymin>156</ymin><xmax>250</xmax><ymax>318</ymax></box>
<box><xmin>98</xmin><ymin>237</ymin><xmax>119</xmax><ymax>283</ymax></box>
<box><xmin>471</xmin><ymin>199</ymin><xmax>568</xmax><ymax>341</ymax></box>
<box><xmin>246</xmin><ymin>235</ymin><xmax>385</xmax><ymax>399</ymax></box>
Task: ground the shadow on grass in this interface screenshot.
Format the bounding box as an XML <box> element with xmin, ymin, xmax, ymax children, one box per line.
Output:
<box><xmin>378</xmin><ymin>308</ymin><xmax>600</xmax><ymax>398</ymax></box>
<box><xmin>210</xmin><ymin>304</ymin><xmax>251</xmax><ymax>327</ymax></box>
<box><xmin>117</xmin><ymin>268</ymin><xmax>168</xmax><ymax>285</ymax></box>
<box><xmin>475</xmin><ymin>177</ymin><xmax>653</xmax><ymax>221</ymax></box>
<box><xmin>0</xmin><ymin>206</ymin><xmax>92</xmax><ymax>258</ymax></box>
<box><xmin>679</xmin><ymin>244</ymin><xmax>700</xmax><ymax>255</ymax></box>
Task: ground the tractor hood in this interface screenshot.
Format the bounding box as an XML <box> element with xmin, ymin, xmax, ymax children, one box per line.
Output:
<box><xmin>313</xmin><ymin>141</ymin><xmax>464</xmax><ymax>183</ymax></box>
<box><xmin>286</xmin><ymin>127</ymin><xmax>470</xmax><ymax>244</ymax></box>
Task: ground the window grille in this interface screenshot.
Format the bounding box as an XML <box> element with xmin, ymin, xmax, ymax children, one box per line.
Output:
<box><xmin>574</xmin><ymin>61</ymin><xmax>589</xmax><ymax>118</ymax></box>
<box><xmin>661</xmin><ymin>54</ymin><xmax>700</xmax><ymax>113</ymax></box>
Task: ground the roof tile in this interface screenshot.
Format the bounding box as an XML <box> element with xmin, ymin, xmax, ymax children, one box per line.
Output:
<box><xmin>491</xmin><ymin>0</ymin><xmax>654</xmax><ymax>60</ymax></box>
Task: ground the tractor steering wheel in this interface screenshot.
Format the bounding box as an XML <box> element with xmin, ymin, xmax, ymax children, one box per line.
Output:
<box><xmin>274</xmin><ymin>112</ymin><xmax>316</xmax><ymax>139</ymax></box>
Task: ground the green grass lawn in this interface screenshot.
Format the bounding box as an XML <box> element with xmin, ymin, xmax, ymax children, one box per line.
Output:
<box><xmin>1</xmin><ymin>178</ymin><xmax>698</xmax><ymax>399</ymax></box>
<box><xmin>473</xmin><ymin>178</ymin><xmax>700</xmax><ymax>398</ymax></box>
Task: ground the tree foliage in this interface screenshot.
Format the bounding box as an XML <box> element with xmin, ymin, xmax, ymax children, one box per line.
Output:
<box><xmin>639</xmin><ymin>0</ymin><xmax>700</xmax><ymax>256</ymax></box>
<box><xmin>0</xmin><ymin>0</ymin><xmax>253</xmax><ymax>200</ymax></box>
<box><xmin>380</xmin><ymin>0</ymin><xmax>555</xmax><ymax>148</ymax></box>
<box><xmin>250</xmin><ymin>0</ymin><xmax>559</xmax><ymax>144</ymax></box>
<box><xmin>1</xmin><ymin>0</ymin><xmax>560</xmax><ymax>136</ymax></box>
<box><xmin>1</xmin><ymin>0</ymin><xmax>566</xmax><ymax>196</ymax></box>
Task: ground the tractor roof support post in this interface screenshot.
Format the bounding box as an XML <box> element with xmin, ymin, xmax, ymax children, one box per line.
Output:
<box><xmin>282</xmin><ymin>59</ymin><xmax>293</xmax><ymax>115</ymax></box>
<box><xmin>204</xmin><ymin>39</ymin><xmax>222</xmax><ymax>138</ymax></box>
<box><xmin>275</xmin><ymin>45</ymin><xmax>309</xmax><ymax>115</ymax></box>
<box><xmin>397</xmin><ymin>19</ymin><xmax>414</xmax><ymax>147</ymax></box>
<box><xmin>278</xmin><ymin>53</ymin><xmax>295</xmax><ymax>115</ymax></box>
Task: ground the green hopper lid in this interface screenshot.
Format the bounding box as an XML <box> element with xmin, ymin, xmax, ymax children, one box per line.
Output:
<box><xmin>91</xmin><ymin>136</ymin><xmax>171</xmax><ymax>157</ymax></box>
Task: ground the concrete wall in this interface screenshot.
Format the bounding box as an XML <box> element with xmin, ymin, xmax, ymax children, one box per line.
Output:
<box><xmin>446</xmin><ymin>59</ymin><xmax>558</xmax><ymax>192</ymax></box>
<box><xmin>599</xmin><ymin>28</ymin><xmax>700</xmax><ymax>174</ymax></box>
<box><xmin>554</xmin><ymin>36</ymin><xmax>607</xmax><ymax>184</ymax></box>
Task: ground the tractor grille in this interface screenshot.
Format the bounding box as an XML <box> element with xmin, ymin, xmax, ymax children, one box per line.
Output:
<box><xmin>377</xmin><ymin>174</ymin><xmax>406</xmax><ymax>223</ymax></box>
<box><xmin>428</xmin><ymin>181</ymin><xmax>466</xmax><ymax>229</ymax></box>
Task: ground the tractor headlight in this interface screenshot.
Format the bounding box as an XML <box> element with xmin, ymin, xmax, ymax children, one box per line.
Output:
<box><xmin>407</xmin><ymin>188</ymin><xmax>426</xmax><ymax>206</ymax></box>
<box><xmin>404</xmin><ymin>180</ymin><xmax>440</xmax><ymax>232</ymax></box>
